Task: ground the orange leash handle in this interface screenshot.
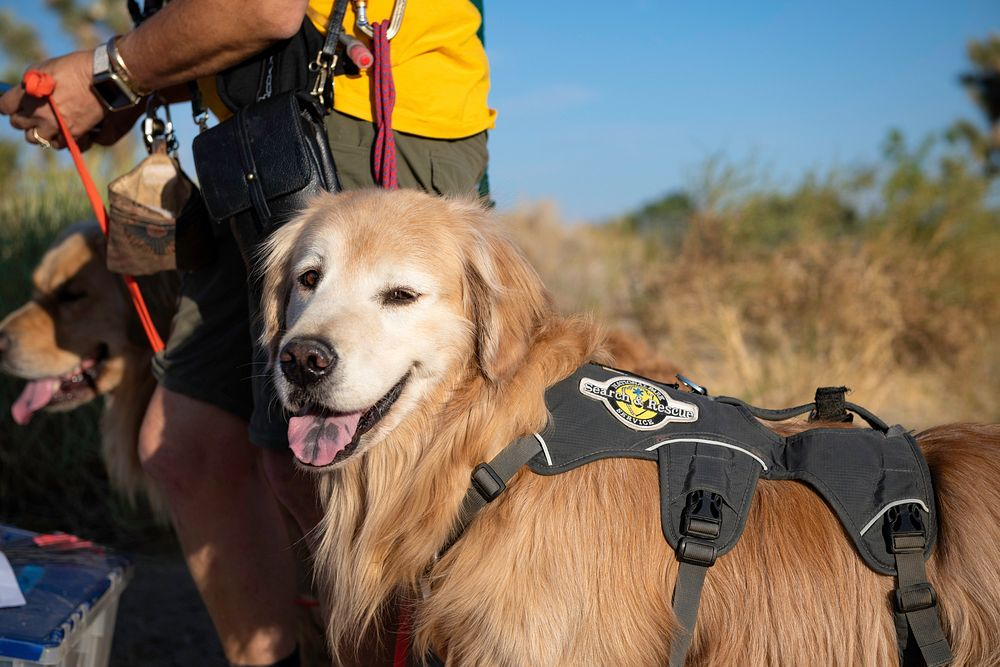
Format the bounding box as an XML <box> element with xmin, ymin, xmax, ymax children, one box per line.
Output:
<box><xmin>22</xmin><ymin>71</ymin><xmax>166</xmax><ymax>353</ymax></box>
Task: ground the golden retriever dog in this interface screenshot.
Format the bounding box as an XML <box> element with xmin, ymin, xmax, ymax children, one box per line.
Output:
<box><xmin>259</xmin><ymin>189</ymin><xmax>1000</xmax><ymax>666</ymax></box>
<box><xmin>0</xmin><ymin>223</ymin><xmax>177</xmax><ymax>507</ymax></box>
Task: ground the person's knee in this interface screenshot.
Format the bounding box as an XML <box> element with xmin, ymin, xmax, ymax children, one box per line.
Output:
<box><xmin>138</xmin><ymin>391</ymin><xmax>205</xmax><ymax>495</ymax></box>
<box><xmin>138</xmin><ymin>387</ymin><xmax>254</xmax><ymax>497</ymax></box>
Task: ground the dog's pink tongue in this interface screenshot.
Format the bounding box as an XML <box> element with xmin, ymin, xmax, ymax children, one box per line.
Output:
<box><xmin>11</xmin><ymin>379</ymin><xmax>58</xmax><ymax>425</ymax></box>
<box><xmin>287</xmin><ymin>411</ymin><xmax>364</xmax><ymax>466</ymax></box>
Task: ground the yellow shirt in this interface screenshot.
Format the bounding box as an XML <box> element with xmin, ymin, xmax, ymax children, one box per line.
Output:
<box><xmin>307</xmin><ymin>0</ymin><xmax>496</xmax><ymax>138</ymax></box>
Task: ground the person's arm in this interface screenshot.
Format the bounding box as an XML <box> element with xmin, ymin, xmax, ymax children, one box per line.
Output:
<box><xmin>0</xmin><ymin>0</ymin><xmax>307</xmax><ymax>149</ymax></box>
<box><xmin>118</xmin><ymin>0</ymin><xmax>308</xmax><ymax>91</ymax></box>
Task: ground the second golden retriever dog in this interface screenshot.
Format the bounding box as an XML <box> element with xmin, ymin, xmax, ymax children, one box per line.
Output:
<box><xmin>0</xmin><ymin>223</ymin><xmax>177</xmax><ymax>506</ymax></box>
<box><xmin>260</xmin><ymin>189</ymin><xmax>1000</xmax><ymax>665</ymax></box>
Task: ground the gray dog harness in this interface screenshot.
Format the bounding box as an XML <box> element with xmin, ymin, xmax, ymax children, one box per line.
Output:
<box><xmin>452</xmin><ymin>364</ymin><xmax>952</xmax><ymax>666</ymax></box>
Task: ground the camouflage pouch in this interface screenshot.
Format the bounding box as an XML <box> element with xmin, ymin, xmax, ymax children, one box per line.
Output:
<box><xmin>107</xmin><ymin>142</ymin><xmax>191</xmax><ymax>275</ymax></box>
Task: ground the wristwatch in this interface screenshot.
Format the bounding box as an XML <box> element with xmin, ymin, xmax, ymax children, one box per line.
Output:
<box><xmin>92</xmin><ymin>36</ymin><xmax>148</xmax><ymax>110</ymax></box>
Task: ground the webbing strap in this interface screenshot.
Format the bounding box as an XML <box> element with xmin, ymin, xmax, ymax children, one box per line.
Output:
<box><xmin>401</xmin><ymin>435</ymin><xmax>541</xmax><ymax>665</ymax></box>
<box><xmin>888</xmin><ymin>505</ymin><xmax>952</xmax><ymax>667</ymax></box>
<box><xmin>893</xmin><ymin>549</ymin><xmax>952</xmax><ymax>666</ymax></box>
<box><xmin>453</xmin><ymin>435</ymin><xmax>543</xmax><ymax>539</ymax></box>
<box><xmin>669</xmin><ymin>561</ymin><xmax>708</xmax><ymax>667</ymax></box>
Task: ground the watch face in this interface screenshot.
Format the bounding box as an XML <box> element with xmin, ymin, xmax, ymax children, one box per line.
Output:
<box><xmin>92</xmin><ymin>72</ymin><xmax>138</xmax><ymax>110</ymax></box>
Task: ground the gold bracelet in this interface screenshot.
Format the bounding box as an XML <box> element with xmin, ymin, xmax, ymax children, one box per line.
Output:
<box><xmin>107</xmin><ymin>35</ymin><xmax>151</xmax><ymax>97</ymax></box>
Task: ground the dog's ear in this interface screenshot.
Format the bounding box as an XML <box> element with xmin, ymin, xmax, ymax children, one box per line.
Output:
<box><xmin>256</xmin><ymin>216</ymin><xmax>309</xmax><ymax>365</ymax></box>
<box><xmin>464</xmin><ymin>210</ymin><xmax>551</xmax><ymax>384</ymax></box>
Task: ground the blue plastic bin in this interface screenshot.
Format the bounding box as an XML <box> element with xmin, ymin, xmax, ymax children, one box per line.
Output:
<box><xmin>0</xmin><ymin>525</ymin><xmax>131</xmax><ymax>667</ymax></box>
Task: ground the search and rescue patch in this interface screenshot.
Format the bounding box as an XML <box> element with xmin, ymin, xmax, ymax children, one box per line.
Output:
<box><xmin>579</xmin><ymin>375</ymin><xmax>699</xmax><ymax>430</ymax></box>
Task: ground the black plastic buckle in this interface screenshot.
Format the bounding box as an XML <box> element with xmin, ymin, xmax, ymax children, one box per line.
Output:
<box><xmin>894</xmin><ymin>582</ymin><xmax>938</xmax><ymax>614</ymax></box>
<box><xmin>471</xmin><ymin>463</ymin><xmax>506</xmax><ymax>502</ymax></box>
<box><xmin>681</xmin><ymin>490</ymin><xmax>723</xmax><ymax>540</ymax></box>
<box><xmin>885</xmin><ymin>503</ymin><xmax>927</xmax><ymax>554</ymax></box>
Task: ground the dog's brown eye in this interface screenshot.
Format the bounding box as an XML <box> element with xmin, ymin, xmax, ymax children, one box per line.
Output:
<box><xmin>383</xmin><ymin>288</ymin><xmax>419</xmax><ymax>305</ymax></box>
<box><xmin>298</xmin><ymin>269</ymin><xmax>321</xmax><ymax>289</ymax></box>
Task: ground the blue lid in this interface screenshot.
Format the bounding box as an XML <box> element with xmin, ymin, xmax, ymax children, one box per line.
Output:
<box><xmin>0</xmin><ymin>525</ymin><xmax>131</xmax><ymax>661</ymax></box>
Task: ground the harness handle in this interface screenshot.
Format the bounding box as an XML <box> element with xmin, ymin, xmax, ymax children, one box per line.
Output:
<box><xmin>21</xmin><ymin>70</ymin><xmax>165</xmax><ymax>353</ymax></box>
<box><xmin>715</xmin><ymin>396</ymin><xmax>890</xmax><ymax>432</ymax></box>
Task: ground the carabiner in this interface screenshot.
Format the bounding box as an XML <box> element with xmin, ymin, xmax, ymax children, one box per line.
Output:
<box><xmin>354</xmin><ymin>0</ymin><xmax>407</xmax><ymax>40</ymax></box>
<box><xmin>142</xmin><ymin>96</ymin><xmax>178</xmax><ymax>156</ymax></box>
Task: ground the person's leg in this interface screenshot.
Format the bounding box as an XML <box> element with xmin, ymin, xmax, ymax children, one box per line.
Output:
<box><xmin>139</xmin><ymin>386</ymin><xmax>299</xmax><ymax>666</ymax></box>
<box><xmin>147</xmin><ymin>225</ymin><xmax>301</xmax><ymax>666</ymax></box>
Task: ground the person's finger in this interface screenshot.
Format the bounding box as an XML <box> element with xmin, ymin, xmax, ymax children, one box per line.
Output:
<box><xmin>12</xmin><ymin>115</ymin><xmax>58</xmax><ymax>139</ymax></box>
<box><xmin>0</xmin><ymin>87</ymin><xmax>23</xmax><ymax>116</ymax></box>
<box><xmin>9</xmin><ymin>114</ymin><xmax>32</xmax><ymax>130</ymax></box>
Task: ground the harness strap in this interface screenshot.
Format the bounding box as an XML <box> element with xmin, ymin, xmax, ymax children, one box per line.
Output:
<box><xmin>887</xmin><ymin>504</ymin><xmax>952</xmax><ymax>666</ymax></box>
<box><xmin>394</xmin><ymin>435</ymin><xmax>540</xmax><ymax>666</ymax></box>
<box><xmin>669</xmin><ymin>561</ymin><xmax>709</xmax><ymax>667</ymax></box>
<box><xmin>453</xmin><ymin>435</ymin><xmax>543</xmax><ymax>543</ymax></box>
<box><xmin>669</xmin><ymin>490</ymin><xmax>722</xmax><ymax>667</ymax></box>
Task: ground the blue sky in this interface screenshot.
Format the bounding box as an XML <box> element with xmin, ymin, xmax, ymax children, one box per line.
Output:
<box><xmin>3</xmin><ymin>1</ymin><xmax>998</xmax><ymax>220</ymax></box>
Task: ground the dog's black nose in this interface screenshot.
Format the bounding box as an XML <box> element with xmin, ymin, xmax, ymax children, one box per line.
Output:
<box><xmin>279</xmin><ymin>337</ymin><xmax>337</xmax><ymax>387</ymax></box>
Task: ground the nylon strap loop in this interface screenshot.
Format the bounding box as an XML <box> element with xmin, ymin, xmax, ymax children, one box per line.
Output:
<box><xmin>21</xmin><ymin>70</ymin><xmax>165</xmax><ymax>353</ymax></box>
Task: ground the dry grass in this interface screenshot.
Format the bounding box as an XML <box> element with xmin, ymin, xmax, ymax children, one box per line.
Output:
<box><xmin>502</xmin><ymin>192</ymin><xmax>1000</xmax><ymax>429</ymax></box>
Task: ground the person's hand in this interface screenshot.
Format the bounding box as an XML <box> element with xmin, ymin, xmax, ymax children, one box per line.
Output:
<box><xmin>0</xmin><ymin>50</ymin><xmax>108</xmax><ymax>150</ymax></box>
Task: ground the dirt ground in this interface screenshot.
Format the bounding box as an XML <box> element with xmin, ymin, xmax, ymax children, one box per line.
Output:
<box><xmin>111</xmin><ymin>552</ymin><xmax>227</xmax><ymax>667</ymax></box>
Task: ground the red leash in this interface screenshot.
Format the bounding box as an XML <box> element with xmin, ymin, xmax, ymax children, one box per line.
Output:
<box><xmin>372</xmin><ymin>21</ymin><xmax>398</xmax><ymax>190</ymax></box>
<box><xmin>22</xmin><ymin>70</ymin><xmax>165</xmax><ymax>353</ymax></box>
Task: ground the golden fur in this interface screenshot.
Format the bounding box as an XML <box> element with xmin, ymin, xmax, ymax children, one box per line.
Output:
<box><xmin>0</xmin><ymin>223</ymin><xmax>177</xmax><ymax>509</ymax></box>
<box><xmin>260</xmin><ymin>189</ymin><xmax>1000</xmax><ymax>666</ymax></box>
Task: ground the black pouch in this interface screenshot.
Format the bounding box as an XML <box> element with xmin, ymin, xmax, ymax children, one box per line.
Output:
<box><xmin>192</xmin><ymin>91</ymin><xmax>339</xmax><ymax>235</ymax></box>
<box><xmin>190</xmin><ymin>3</ymin><xmax>348</xmax><ymax>255</ymax></box>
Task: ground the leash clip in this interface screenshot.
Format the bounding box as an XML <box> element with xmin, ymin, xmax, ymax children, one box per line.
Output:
<box><xmin>142</xmin><ymin>96</ymin><xmax>177</xmax><ymax>156</ymax></box>
<box><xmin>309</xmin><ymin>53</ymin><xmax>338</xmax><ymax>107</ymax></box>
